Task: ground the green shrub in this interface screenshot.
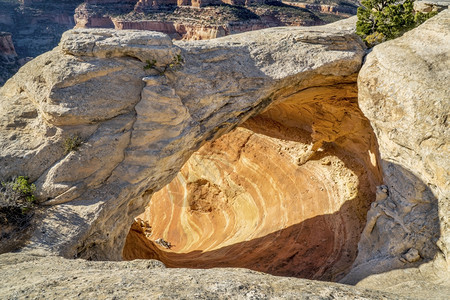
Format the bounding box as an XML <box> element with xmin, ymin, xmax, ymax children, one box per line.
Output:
<box><xmin>64</xmin><ymin>134</ymin><xmax>83</xmax><ymax>154</ymax></box>
<box><xmin>144</xmin><ymin>54</ymin><xmax>184</xmax><ymax>75</ymax></box>
<box><xmin>356</xmin><ymin>0</ymin><xmax>437</xmax><ymax>46</ymax></box>
<box><xmin>0</xmin><ymin>176</ymin><xmax>36</xmax><ymax>226</ymax></box>
<box><xmin>144</xmin><ymin>59</ymin><xmax>157</xmax><ymax>71</ymax></box>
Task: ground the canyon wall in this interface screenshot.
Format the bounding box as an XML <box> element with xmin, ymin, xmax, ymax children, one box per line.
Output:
<box><xmin>77</xmin><ymin>0</ymin><xmax>282</xmax><ymax>11</ymax></box>
<box><xmin>283</xmin><ymin>1</ymin><xmax>357</xmax><ymax>16</ymax></box>
<box><xmin>0</xmin><ymin>252</ymin><xmax>399</xmax><ymax>299</ymax></box>
<box><xmin>74</xmin><ymin>0</ymin><xmax>335</xmax><ymax>40</ymax></box>
<box><xmin>77</xmin><ymin>16</ymin><xmax>323</xmax><ymax>41</ymax></box>
<box><xmin>112</xmin><ymin>19</ymin><xmax>283</xmax><ymax>40</ymax></box>
<box><xmin>0</xmin><ymin>32</ymin><xmax>21</xmax><ymax>86</ymax></box>
<box><xmin>0</xmin><ymin>0</ymin><xmax>83</xmax><ymax>60</ymax></box>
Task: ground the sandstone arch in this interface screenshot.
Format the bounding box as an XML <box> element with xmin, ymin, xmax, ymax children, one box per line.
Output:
<box><xmin>122</xmin><ymin>72</ymin><xmax>382</xmax><ymax>281</ymax></box>
<box><xmin>0</xmin><ymin>17</ymin><xmax>372</xmax><ymax>261</ymax></box>
<box><xmin>1</xmin><ymin>10</ymin><xmax>449</xmax><ymax>299</ymax></box>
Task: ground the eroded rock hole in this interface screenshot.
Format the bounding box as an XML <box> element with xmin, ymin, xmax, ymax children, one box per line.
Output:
<box><xmin>123</xmin><ymin>83</ymin><xmax>382</xmax><ymax>281</ymax></box>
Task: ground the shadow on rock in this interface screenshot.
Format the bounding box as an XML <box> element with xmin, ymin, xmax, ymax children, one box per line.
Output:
<box><xmin>341</xmin><ymin>160</ymin><xmax>441</xmax><ymax>284</ymax></box>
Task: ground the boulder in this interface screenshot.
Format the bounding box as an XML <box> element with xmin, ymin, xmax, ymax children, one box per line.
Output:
<box><xmin>414</xmin><ymin>0</ymin><xmax>449</xmax><ymax>13</ymax></box>
<box><xmin>341</xmin><ymin>9</ymin><xmax>450</xmax><ymax>298</ymax></box>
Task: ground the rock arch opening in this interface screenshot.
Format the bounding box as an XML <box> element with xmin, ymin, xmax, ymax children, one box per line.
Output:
<box><xmin>123</xmin><ymin>81</ymin><xmax>382</xmax><ymax>281</ymax></box>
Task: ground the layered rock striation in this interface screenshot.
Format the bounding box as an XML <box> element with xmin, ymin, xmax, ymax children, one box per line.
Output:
<box><xmin>123</xmin><ymin>66</ymin><xmax>381</xmax><ymax>281</ymax></box>
<box><xmin>74</xmin><ymin>0</ymin><xmax>344</xmax><ymax>40</ymax></box>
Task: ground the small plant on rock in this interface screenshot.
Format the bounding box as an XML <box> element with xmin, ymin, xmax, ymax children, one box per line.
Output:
<box><xmin>144</xmin><ymin>54</ymin><xmax>185</xmax><ymax>75</ymax></box>
<box><xmin>144</xmin><ymin>59</ymin><xmax>157</xmax><ymax>70</ymax></box>
<box><xmin>0</xmin><ymin>176</ymin><xmax>36</xmax><ymax>227</ymax></box>
<box><xmin>64</xmin><ymin>133</ymin><xmax>83</xmax><ymax>154</ymax></box>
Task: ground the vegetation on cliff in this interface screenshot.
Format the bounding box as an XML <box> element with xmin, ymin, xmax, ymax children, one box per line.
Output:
<box><xmin>0</xmin><ymin>176</ymin><xmax>36</xmax><ymax>239</ymax></box>
<box><xmin>110</xmin><ymin>2</ymin><xmax>327</xmax><ymax>25</ymax></box>
<box><xmin>356</xmin><ymin>0</ymin><xmax>437</xmax><ymax>46</ymax></box>
<box><xmin>250</xmin><ymin>2</ymin><xmax>325</xmax><ymax>23</ymax></box>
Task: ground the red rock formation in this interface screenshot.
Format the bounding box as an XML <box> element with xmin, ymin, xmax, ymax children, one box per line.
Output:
<box><xmin>75</xmin><ymin>0</ymin><xmax>329</xmax><ymax>39</ymax></box>
<box><xmin>135</xmin><ymin>0</ymin><xmax>178</xmax><ymax>11</ymax></box>
<box><xmin>187</xmin><ymin>0</ymin><xmax>221</xmax><ymax>8</ymax></box>
<box><xmin>175</xmin><ymin>0</ymin><xmax>277</xmax><ymax>8</ymax></box>
<box><xmin>75</xmin><ymin>7</ymin><xmax>116</xmax><ymax>28</ymax></box>
<box><xmin>283</xmin><ymin>1</ymin><xmax>357</xmax><ymax>16</ymax></box>
<box><xmin>0</xmin><ymin>32</ymin><xmax>21</xmax><ymax>86</ymax></box>
<box><xmin>75</xmin><ymin>2</ymin><xmax>133</xmax><ymax>28</ymax></box>
<box><xmin>113</xmin><ymin>19</ymin><xmax>177</xmax><ymax>32</ymax></box>
<box><xmin>1</xmin><ymin>0</ymin><xmax>81</xmax><ymax>59</ymax></box>
<box><xmin>112</xmin><ymin>19</ymin><xmax>270</xmax><ymax>39</ymax></box>
<box><xmin>85</xmin><ymin>0</ymin><xmax>137</xmax><ymax>3</ymax></box>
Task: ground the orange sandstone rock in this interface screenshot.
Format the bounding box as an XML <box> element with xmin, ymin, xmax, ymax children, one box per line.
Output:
<box><xmin>124</xmin><ymin>80</ymin><xmax>381</xmax><ymax>281</ymax></box>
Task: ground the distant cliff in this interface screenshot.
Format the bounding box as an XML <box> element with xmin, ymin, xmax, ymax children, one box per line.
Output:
<box><xmin>0</xmin><ymin>32</ymin><xmax>21</xmax><ymax>86</ymax></box>
<box><xmin>0</xmin><ymin>0</ymin><xmax>83</xmax><ymax>59</ymax></box>
<box><xmin>0</xmin><ymin>0</ymin><xmax>353</xmax><ymax>85</ymax></box>
<box><xmin>74</xmin><ymin>0</ymin><xmax>351</xmax><ymax>40</ymax></box>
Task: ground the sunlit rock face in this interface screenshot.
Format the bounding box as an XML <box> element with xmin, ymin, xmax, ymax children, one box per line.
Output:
<box><xmin>341</xmin><ymin>10</ymin><xmax>450</xmax><ymax>289</ymax></box>
<box><xmin>123</xmin><ymin>80</ymin><xmax>382</xmax><ymax>281</ymax></box>
<box><xmin>0</xmin><ymin>17</ymin><xmax>367</xmax><ymax>260</ymax></box>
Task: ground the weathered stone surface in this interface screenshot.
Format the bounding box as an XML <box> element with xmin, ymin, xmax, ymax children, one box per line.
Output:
<box><xmin>414</xmin><ymin>0</ymin><xmax>449</xmax><ymax>13</ymax></box>
<box><xmin>0</xmin><ymin>18</ymin><xmax>366</xmax><ymax>261</ymax></box>
<box><xmin>60</xmin><ymin>29</ymin><xmax>177</xmax><ymax>64</ymax></box>
<box><xmin>340</xmin><ymin>9</ymin><xmax>450</xmax><ymax>298</ymax></box>
<box><xmin>123</xmin><ymin>75</ymin><xmax>382</xmax><ymax>282</ymax></box>
<box><xmin>0</xmin><ymin>252</ymin><xmax>404</xmax><ymax>300</ymax></box>
<box><xmin>354</xmin><ymin>259</ymin><xmax>450</xmax><ymax>300</ymax></box>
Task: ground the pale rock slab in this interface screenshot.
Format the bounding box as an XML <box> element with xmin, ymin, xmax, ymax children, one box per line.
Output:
<box><xmin>0</xmin><ymin>252</ymin><xmax>405</xmax><ymax>300</ymax></box>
